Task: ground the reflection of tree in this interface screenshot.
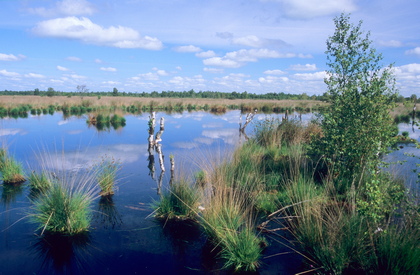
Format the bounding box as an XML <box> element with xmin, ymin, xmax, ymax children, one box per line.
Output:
<box><xmin>31</xmin><ymin>233</ymin><xmax>93</xmax><ymax>274</ymax></box>
<box><xmin>147</xmin><ymin>112</ymin><xmax>174</xmax><ymax>194</ymax></box>
<box><xmin>239</xmin><ymin>109</ymin><xmax>257</xmax><ymax>142</ymax></box>
<box><xmin>94</xmin><ymin>196</ymin><xmax>122</xmax><ymax>229</ymax></box>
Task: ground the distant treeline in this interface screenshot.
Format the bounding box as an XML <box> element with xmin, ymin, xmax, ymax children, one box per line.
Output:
<box><xmin>0</xmin><ymin>88</ymin><xmax>326</xmax><ymax>101</ymax></box>
<box><xmin>0</xmin><ymin>88</ymin><xmax>416</xmax><ymax>103</ymax></box>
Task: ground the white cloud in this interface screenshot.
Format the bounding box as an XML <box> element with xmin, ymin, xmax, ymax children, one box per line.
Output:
<box><xmin>289</xmin><ymin>63</ymin><xmax>317</xmax><ymax>71</ymax></box>
<box><xmin>394</xmin><ymin>63</ymin><xmax>420</xmax><ymax>74</ymax></box>
<box><xmin>57</xmin><ymin>65</ymin><xmax>69</xmax><ymax>71</ymax></box>
<box><xmin>203</xmin><ymin>57</ymin><xmax>242</xmax><ymax>68</ymax></box>
<box><xmin>405</xmin><ymin>47</ymin><xmax>420</xmax><ymax>56</ymax></box>
<box><xmin>0</xmin><ymin>69</ymin><xmax>20</xmax><ymax>78</ymax></box>
<box><xmin>28</xmin><ymin>0</ymin><xmax>95</xmax><ymax>17</ymax></box>
<box><xmin>0</xmin><ymin>128</ymin><xmax>24</xmax><ymax>136</ymax></box>
<box><xmin>196</xmin><ymin>50</ymin><xmax>216</xmax><ymax>58</ymax></box>
<box><xmin>67</xmin><ymin>56</ymin><xmax>82</xmax><ymax>62</ymax></box>
<box><xmin>64</xmin><ymin>73</ymin><xmax>86</xmax><ymax>80</ymax></box>
<box><xmin>33</xmin><ymin>16</ymin><xmax>163</xmax><ymax>50</ymax></box>
<box><xmin>173</xmin><ymin>45</ymin><xmax>202</xmax><ymax>53</ymax></box>
<box><xmin>293</xmin><ymin>71</ymin><xmax>327</xmax><ymax>80</ymax></box>
<box><xmin>379</xmin><ymin>40</ymin><xmax>403</xmax><ymax>48</ymax></box>
<box><xmin>94</xmin><ymin>59</ymin><xmax>102</xmax><ymax>63</ymax></box>
<box><xmin>102</xmin><ymin>81</ymin><xmax>120</xmax><ymax>85</ymax></box>
<box><xmin>259</xmin><ymin>75</ymin><xmax>289</xmax><ymax>83</ymax></box>
<box><xmin>0</xmin><ymin>53</ymin><xmax>26</xmax><ymax>61</ymax></box>
<box><xmin>264</xmin><ymin>69</ymin><xmax>286</xmax><ymax>75</ymax></box>
<box><xmin>217</xmin><ymin>33</ymin><xmax>289</xmax><ymax>48</ymax></box>
<box><xmin>203</xmin><ymin>49</ymin><xmax>300</xmax><ymax>68</ymax></box>
<box><xmin>204</xmin><ymin>67</ymin><xmax>224</xmax><ymax>73</ymax></box>
<box><xmin>100</xmin><ymin>67</ymin><xmax>117</xmax><ymax>72</ymax></box>
<box><xmin>265</xmin><ymin>0</ymin><xmax>357</xmax><ymax>19</ymax></box>
<box><xmin>232</xmin><ymin>35</ymin><xmax>263</xmax><ymax>47</ymax></box>
<box><xmin>25</xmin><ymin>73</ymin><xmax>45</xmax><ymax>78</ymax></box>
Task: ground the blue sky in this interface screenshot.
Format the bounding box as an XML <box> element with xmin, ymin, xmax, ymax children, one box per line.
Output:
<box><xmin>0</xmin><ymin>0</ymin><xmax>419</xmax><ymax>96</ymax></box>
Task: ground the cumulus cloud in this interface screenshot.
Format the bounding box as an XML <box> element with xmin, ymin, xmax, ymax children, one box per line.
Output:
<box><xmin>173</xmin><ymin>45</ymin><xmax>202</xmax><ymax>53</ymax></box>
<box><xmin>265</xmin><ymin>0</ymin><xmax>357</xmax><ymax>19</ymax></box>
<box><xmin>196</xmin><ymin>50</ymin><xmax>216</xmax><ymax>58</ymax></box>
<box><xmin>217</xmin><ymin>32</ymin><xmax>289</xmax><ymax>48</ymax></box>
<box><xmin>0</xmin><ymin>53</ymin><xmax>26</xmax><ymax>61</ymax></box>
<box><xmin>25</xmin><ymin>73</ymin><xmax>45</xmax><ymax>78</ymax></box>
<box><xmin>204</xmin><ymin>67</ymin><xmax>224</xmax><ymax>73</ymax></box>
<box><xmin>100</xmin><ymin>67</ymin><xmax>117</xmax><ymax>72</ymax></box>
<box><xmin>264</xmin><ymin>69</ymin><xmax>286</xmax><ymax>75</ymax></box>
<box><xmin>28</xmin><ymin>0</ymin><xmax>95</xmax><ymax>17</ymax></box>
<box><xmin>379</xmin><ymin>40</ymin><xmax>403</xmax><ymax>48</ymax></box>
<box><xmin>203</xmin><ymin>49</ymin><xmax>301</xmax><ymax>68</ymax></box>
<box><xmin>259</xmin><ymin>75</ymin><xmax>289</xmax><ymax>83</ymax></box>
<box><xmin>405</xmin><ymin>47</ymin><xmax>420</xmax><ymax>56</ymax></box>
<box><xmin>293</xmin><ymin>71</ymin><xmax>327</xmax><ymax>80</ymax></box>
<box><xmin>57</xmin><ymin>65</ymin><xmax>69</xmax><ymax>71</ymax></box>
<box><xmin>33</xmin><ymin>16</ymin><xmax>163</xmax><ymax>50</ymax></box>
<box><xmin>203</xmin><ymin>57</ymin><xmax>242</xmax><ymax>68</ymax></box>
<box><xmin>0</xmin><ymin>69</ymin><xmax>20</xmax><ymax>78</ymax></box>
<box><xmin>289</xmin><ymin>63</ymin><xmax>317</xmax><ymax>71</ymax></box>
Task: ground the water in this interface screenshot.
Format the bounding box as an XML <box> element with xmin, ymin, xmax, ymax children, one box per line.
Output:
<box><xmin>0</xmin><ymin>110</ymin><xmax>417</xmax><ymax>274</ymax></box>
<box><xmin>0</xmin><ymin>110</ymin><xmax>313</xmax><ymax>275</ymax></box>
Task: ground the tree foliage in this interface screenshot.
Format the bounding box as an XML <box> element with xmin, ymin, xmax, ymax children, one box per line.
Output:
<box><xmin>315</xmin><ymin>13</ymin><xmax>397</xmax><ymax>177</ymax></box>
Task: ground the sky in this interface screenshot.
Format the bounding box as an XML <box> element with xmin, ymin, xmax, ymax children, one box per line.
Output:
<box><xmin>0</xmin><ymin>0</ymin><xmax>419</xmax><ymax>96</ymax></box>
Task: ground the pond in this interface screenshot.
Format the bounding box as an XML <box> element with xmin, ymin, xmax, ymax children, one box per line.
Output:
<box><xmin>0</xmin><ymin>110</ymin><xmax>316</xmax><ymax>275</ymax></box>
<box><xmin>0</xmin><ymin>110</ymin><xmax>417</xmax><ymax>274</ymax></box>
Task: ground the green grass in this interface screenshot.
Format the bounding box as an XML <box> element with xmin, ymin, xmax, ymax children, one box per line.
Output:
<box><xmin>28</xmin><ymin>171</ymin><xmax>52</xmax><ymax>193</ymax></box>
<box><xmin>0</xmin><ymin>149</ymin><xmax>25</xmax><ymax>184</ymax></box>
<box><xmin>31</xmin><ymin>182</ymin><xmax>93</xmax><ymax>236</ymax></box>
<box><xmin>95</xmin><ymin>156</ymin><xmax>121</xmax><ymax>196</ymax></box>
<box><xmin>154</xmin><ymin>181</ymin><xmax>201</xmax><ymax>220</ymax></box>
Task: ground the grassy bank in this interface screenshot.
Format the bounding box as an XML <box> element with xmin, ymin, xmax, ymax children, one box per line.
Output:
<box><xmin>0</xmin><ymin>95</ymin><xmax>327</xmax><ymax>115</ymax></box>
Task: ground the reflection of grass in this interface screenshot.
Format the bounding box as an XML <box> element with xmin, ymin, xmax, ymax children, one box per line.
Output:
<box><xmin>32</xmin><ymin>232</ymin><xmax>91</xmax><ymax>273</ymax></box>
<box><xmin>1</xmin><ymin>182</ymin><xmax>24</xmax><ymax>205</ymax></box>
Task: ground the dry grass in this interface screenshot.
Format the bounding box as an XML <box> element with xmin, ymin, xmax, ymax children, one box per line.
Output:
<box><xmin>0</xmin><ymin>95</ymin><xmax>327</xmax><ymax>111</ymax></box>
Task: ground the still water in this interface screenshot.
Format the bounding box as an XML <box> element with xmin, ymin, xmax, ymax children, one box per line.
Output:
<box><xmin>0</xmin><ymin>110</ymin><xmax>314</xmax><ymax>275</ymax></box>
<box><xmin>0</xmin><ymin>110</ymin><xmax>417</xmax><ymax>275</ymax></box>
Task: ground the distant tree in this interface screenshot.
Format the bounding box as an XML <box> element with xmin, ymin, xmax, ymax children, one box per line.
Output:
<box><xmin>77</xmin><ymin>85</ymin><xmax>89</xmax><ymax>93</ymax></box>
<box><xmin>34</xmin><ymin>88</ymin><xmax>40</xmax><ymax>96</ymax></box>
<box><xmin>410</xmin><ymin>94</ymin><xmax>417</xmax><ymax>103</ymax></box>
<box><xmin>112</xmin><ymin>87</ymin><xmax>119</xmax><ymax>96</ymax></box>
<box><xmin>46</xmin><ymin>87</ymin><xmax>55</xmax><ymax>97</ymax></box>
<box><xmin>314</xmin><ymin>13</ymin><xmax>397</xmax><ymax>178</ymax></box>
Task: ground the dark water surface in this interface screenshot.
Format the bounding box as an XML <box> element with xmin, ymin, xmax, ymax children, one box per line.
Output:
<box><xmin>0</xmin><ymin>111</ymin><xmax>312</xmax><ymax>275</ymax></box>
<box><xmin>0</xmin><ymin>111</ymin><xmax>417</xmax><ymax>275</ymax></box>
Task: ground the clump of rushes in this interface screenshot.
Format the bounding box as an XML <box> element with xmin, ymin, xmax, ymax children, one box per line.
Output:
<box><xmin>200</xmin><ymin>187</ymin><xmax>263</xmax><ymax>272</ymax></box>
<box><xmin>0</xmin><ymin>148</ymin><xmax>25</xmax><ymax>184</ymax></box>
<box><xmin>28</xmin><ymin>171</ymin><xmax>52</xmax><ymax>193</ymax></box>
<box><xmin>31</xmin><ymin>183</ymin><xmax>92</xmax><ymax>236</ymax></box>
<box><xmin>154</xmin><ymin>181</ymin><xmax>201</xmax><ymax>220</ymax></box>
<box><xmin>95</xmin><ymin>156</ymin><xmax>121</xmax><ymax>196</ymax></box>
